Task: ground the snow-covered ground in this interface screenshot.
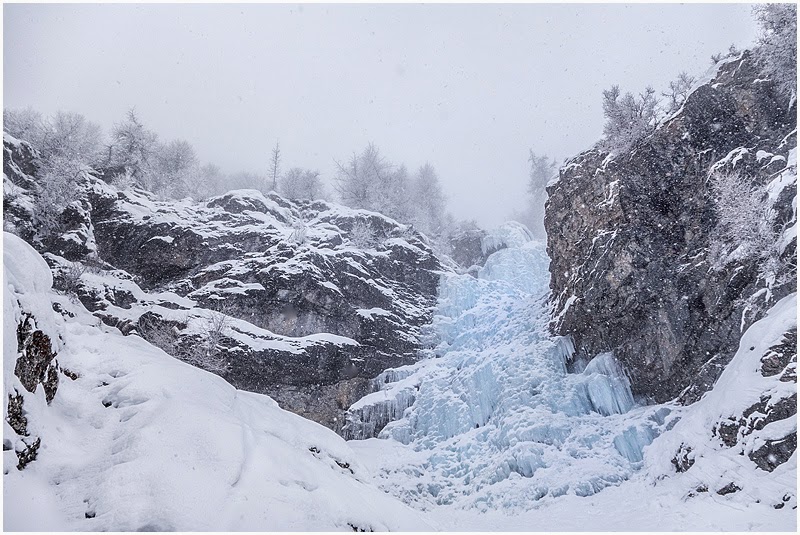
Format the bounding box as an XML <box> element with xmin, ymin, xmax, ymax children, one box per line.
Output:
<box><xmin>3</xmin><ymin>233</ymin><xmax>432</xmax><ymax>532</ymax></box>
<box><xmin>345</xmin><ymin>224</ymin><xmax>797</xmax><ymax>531</ymax></box>
<box><xmin>3</xmin><ymin>225</ymin><xmax>796</xmax><ymax>531</ymax></box>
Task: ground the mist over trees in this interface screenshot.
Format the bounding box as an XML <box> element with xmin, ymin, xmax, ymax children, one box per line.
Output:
<box><xmin>4</xmin><ymin>107</ymin><xmax>461</xmax><ymax>247</ymax></box>
<box><xmin>334</xmin><ymin>143</ymin><xmax>451</xmax><ymax>238</ymax></box>
<box><xmin>510</xmin><ymin>151</ymin><xmax>557</xmax><ymax>240</ymax></box>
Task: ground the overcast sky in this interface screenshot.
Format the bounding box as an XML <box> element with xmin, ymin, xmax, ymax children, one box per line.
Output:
<box><xmin>4</xmin><ymin>3</ymin><xmax>758</xmax><ymax>227</ymax></box>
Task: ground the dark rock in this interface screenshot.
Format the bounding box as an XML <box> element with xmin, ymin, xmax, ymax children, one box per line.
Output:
<box><xmin>447</xmin><ymin>225</ymin><xmax>492</xmax><ymax>269</ymax></box>
<box><xmin>671</xmin><ymin>444</ymin><xmax>695</xmax><ymax>472</ymax></box>
<box><xmin>15</xmin><ymin>313</ymin><xmax>59</xmax><ymax>403</ymax></box>
<box><xmin>715</xmin><ymin>419</ymin><xmax>740</xmax><ymax>447</ymax></box>
<box><xmin>761</xmin><ymin>329</ymin><xmax>797</xmax><ymax>378</ymax></box>
<box><xmin>717</xmin><ymin>482</ymin><xmax>741</xmax><ymax>495</ymax></box>
<box><xmin>6</xmin><ymin>393</ymin><xmax>27</xmax><ymax>436</ymax></box>
<box><xmin>545</xmin><ymin>51</ymin><xmax>797</xmax><ymax>403</ymax></box>
<box><xmin>4</xmin><ymin>131</ymin><xmax>444</xmax><ymax>432</ymax></box>
<box><xmin>749</xmin><ymin>433</ymin><xmax>797</xmax><ymax>472</ymax></box>
<box><xmin>15</xmin><ymin>437</ymin><xmax>41</xmax><ymax>471</ymax></box>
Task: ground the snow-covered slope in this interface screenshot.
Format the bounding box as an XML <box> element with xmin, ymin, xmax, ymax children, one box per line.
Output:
<box><xmin>343</xmin><ymin>225</ymin><xmax>796</xmax><ymax>530</ymax></box>
<box><xmin>3</xmin><ymin>232</ymin><xmax>432</xmax><ymax>531</ymax></box>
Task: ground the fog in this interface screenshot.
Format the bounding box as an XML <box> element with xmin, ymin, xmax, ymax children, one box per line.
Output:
<box><xmin>4</xmin><ymin>3</ymin><xmax>758</xmax><ymax>227</ymax></box>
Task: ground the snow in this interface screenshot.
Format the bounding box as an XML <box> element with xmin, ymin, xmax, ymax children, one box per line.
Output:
<box><xmin>345</xmin><ymin>235</ymin><xmax>674</xmax><ymax>510</ymax></box>
<box><xmin>356</xmin><ymin>307</ymin><xmax>393</xmax><ymax>320</ymax></box>
<box><xmin>2</xmin><ymin>233</ymin><xmax>432</xmax><ymax>532</ymax></box>
<box><xmin>145</xmin><ymin>235</ymin><xmax>174</xmax><ymax>244</ymax></box>
<box><xmin>3</xmin><ymin>205</ymin><xmax>795</xmax><ymax>531</ymax></box>
<box><xmin>480</xmin><ymin>221</ymin><xmax>533</xmax><ymax>255</ymax></box>
<box><xmin>344</xmin><ymin>227</ymin><xmax>797</xmax><ymax>530</ymax></box>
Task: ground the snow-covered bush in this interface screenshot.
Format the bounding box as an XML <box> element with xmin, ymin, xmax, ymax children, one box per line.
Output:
<box><xmin>137</xmin><ymin>311</ymin><xmax>230</xmax><ymax>374</ymax></box>
<box><xmin>599</xmin><ymin>85</ymin><xmax>659</xmax><ymax>154</ymax></box>
<box><xmin>753</xmin><ymin>3</ymin><xmax>797</xmax><ymax>99</ymax></box>
<box><xmin>188</xmin><ymin>310</ymin><xmax>230</xmax><ymax>374</ymax></box>
<box><xmin>58</xmin><ymin>261</ymin><xmax>87</xmax><ymax>297</ymax></box>
<box><xmin>708</xmin><ymin>169</ymin><xmax>787</xmax><ymax>287</ymax></box>
<box><xmin>350</xmin><ymin>219</ymin><xmax>378</xmax><ymax>249</ymax></box>
<box><xmin>289</xmin><ymin>219</ymin><xmax>307</xmax><ymax>245</ymax></box>
<box><xmin>32</xmin><ymin>158</ymin><xmax>87</xmax><ymax>239</ymax></box>
<box><xmin>137</xmin><ymin>314</ymin><xmax>183</xmax><ymax>357</ymax></box>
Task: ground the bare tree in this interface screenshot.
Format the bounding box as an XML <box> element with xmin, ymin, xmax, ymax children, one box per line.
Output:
<box><xmin>187</xmin><ymin>163</ymin><xmax>227</xmax><ymax>200</ymax></box>
<box><xmin>663</xmin><ymin>72</ymin><xmax>696</xmax><ymax>115</ymax></box>
<box><xmin>269</xmin><ymin>140</ymin><xmax>281</xmax><ymax>192</ymax></box>
<box><xmin>335</xmin><ymin>143</ymin><xmax>392</xmax><ymax>210</ymax></box>
<box><xmin>228</xmin><ymin>171</ymin><xmax>265</xmax><ymax>191</ymax></box>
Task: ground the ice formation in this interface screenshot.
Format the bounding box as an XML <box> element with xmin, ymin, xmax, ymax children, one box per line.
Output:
<box><xmin>344</xmin><ymin>226</ymin><xmax>677</xmax><ymax>510</ymax></box>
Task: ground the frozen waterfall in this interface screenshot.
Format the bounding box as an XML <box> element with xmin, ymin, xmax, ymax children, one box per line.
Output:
<box><xmin>343</xmin><ymin>223</ymin><xmax>678</xmax><ymax>510</ymax></box>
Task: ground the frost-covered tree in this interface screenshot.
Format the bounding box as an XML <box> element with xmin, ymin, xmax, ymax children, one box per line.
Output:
<box><xmin>280</xmin><ymin>167</ymin><xmax>324</xmax><ymax>200</ymax></box>
<box><xmin>39</xmin><ymin>111</ymin><xmax>102</xmax><ymax>165</ymax></box>
<box><xmin>187</xmin><ymin>163</ymin><xmax>227</xmax><ymax>200</ymax></box>
<box><xmin>710</xmin><ymin>44</ymin><xmax>742</xmax><ymax>64</ymax></box>
<box><xmin>408</xmin><ymin>163</ymin><xmax>447</xmax><ymax>237</ymax></box>
<box><xmin>4</xmin><ymin>109</ymin><xmax>102</xmax><ymax>238</ymax></box>
<box><xmin>152</xmin><ymin>139</ymin><xmax>199</xmax><ymax>199</ymax></box>
<box><xmin>349</xmin><ymin>219</ymin><xmax>378</xmax><ymax>249</ymax></box>
<box><xmin>753</xmin><ymin>3</ymin><xmax>797</xmax><ymax>99</ymax></box>
<box><xmin>107</xmin><ymin>109</ymin><xmax>159</xmax><ymax>190</ymax></box>
<box><xmin>335</xmin><ymin>143</ymin><xmax>392</xmax><ymax>210</ymax></box>
<box><xmin>519</xmin><ymin>151</ymin><xmax>557</xmax><ymax>239</ymax></box>
<box><xmin>663</xmin><ymin>72</ymin><xmax>696</xmax><ymax>115</ymax></box>
<box><xmin>380</xmin><ymin>164</ymin><xmax>412</xmax><ymax>222</ymax></box>
<box><xmin>599</xmin><ymin>85</ymin><xmax>659</xmax><ymax>153</ymax></box>
<box><xmin>3</xmin><ymin>107</ymin><xmax>44</xmax><ymax>144</ymax></box>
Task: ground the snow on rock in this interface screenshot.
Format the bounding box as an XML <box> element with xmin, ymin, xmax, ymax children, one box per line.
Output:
<box><xmin>643</xmin><ymin>293</ymin><xmax>797</xmax><ymax>508</ymax></box>
<box><xmin>2</xmin><ymin>232</ymin><xmax>433</xmax><ymax>531</ymax></box>
<box><xmin>3</xmin><ymin>134</ymin><xmax>442</xmax><ymax>432</ymax></box>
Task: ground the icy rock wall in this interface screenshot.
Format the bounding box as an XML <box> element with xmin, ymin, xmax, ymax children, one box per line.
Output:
<box><xmin>343</xmin><ymin>227</ymin><xmax>674</xmax><ymax>510</ymax></box>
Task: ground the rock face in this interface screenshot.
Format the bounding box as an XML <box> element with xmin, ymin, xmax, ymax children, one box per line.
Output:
<box><xmin>3</xmin><ymin>138</ymin><xmax>442</xmax><ymax>432</ymax></box>
<box><xmin>545</xmin><ymin>51</ymin><xmax>797</xmax><ymax>403</ymax></box>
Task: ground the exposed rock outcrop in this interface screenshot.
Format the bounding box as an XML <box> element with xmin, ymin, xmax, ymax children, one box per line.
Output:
<box><xmin>3</xmin><ymin>138</ymin><xmax>442</xmax><ymax>432</ymax></box>
<box><xmin>545</xmin><ymin>51</ymin><xmax>797</xmax><ymax>403</ymax></box>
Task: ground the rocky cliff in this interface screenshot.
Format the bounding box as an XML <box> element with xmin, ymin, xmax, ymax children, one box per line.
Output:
<box><xmin>545</xmin><ymin>51</ymin><xmax>796</xmax><ymax>404</ymax></box>
<box><xmin>3</xmin><ymin>135</ymin><xmax>442</xmax><ymax>432</ymax></box>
